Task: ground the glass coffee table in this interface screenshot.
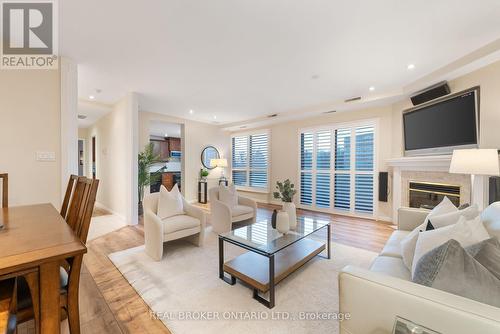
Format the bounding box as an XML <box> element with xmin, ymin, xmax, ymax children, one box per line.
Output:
<box><xmin>218</xmin><ymin>217</ymin><xmax>331</xmax><ymax>309</ymax></box>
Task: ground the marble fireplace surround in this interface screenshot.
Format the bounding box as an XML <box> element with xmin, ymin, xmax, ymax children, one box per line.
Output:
<box><xmin>387</xmin><ymin>155</ymin><xmax>487</xmax><ymax>223</ymax></box>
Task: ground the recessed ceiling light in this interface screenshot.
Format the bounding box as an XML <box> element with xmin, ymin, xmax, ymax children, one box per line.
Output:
<box><xmin>89</xmin><ymin>95</ymin><xmax>95</xmax><ymax>100</ymax></box>
<box><xmin>369</xmin><ymin>86</ymin><xmax>375</xmax><ymax>91</ymax></box>
<box><xmin>164</xmin><ymin>133</ymin><xmax>168</xmax><ymax>137</ymax></box>
<box><xmin>407</xmin><ymin>64</ymin><xmax>415</xmax><ymax>70</ymax></box>
<box><xmin>189</xmin><ymin>109</ymin><xmax>194</xmax><ymax>114</ymax></box>
<box><xmin>213</xmin><ymin>115</ymin><xmax>217</xmax><ymax>120</ymax></box>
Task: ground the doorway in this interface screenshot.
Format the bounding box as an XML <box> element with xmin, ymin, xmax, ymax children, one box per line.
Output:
<box><xmin>92</xmin><ymin>136</ymin><xmax>96</xmax><ymax>179</ymax></box>
<box><xmin>78</xmin><ymin>139</ymin><xmax>85</xmax><ymax>176</ymax></box>
<box><xmin>148</xmin><ymin>121</ymin><xmax>183</xmax><ymax>194</ymax></box>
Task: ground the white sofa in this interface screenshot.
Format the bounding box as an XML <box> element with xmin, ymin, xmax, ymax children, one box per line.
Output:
<box><xmin>339</xmin><ymin>203</ymin><xmax>500</xmax><ymax>334</ymax></box>
<box><xmin>208</xmin><ymin>187</ymin><xmax>257</xmax><ymax>234</ymax></box>
<box><xmin>143</xmin><ymin>192</ymin><xmax>206</xmax><ymax>261</ymax></box>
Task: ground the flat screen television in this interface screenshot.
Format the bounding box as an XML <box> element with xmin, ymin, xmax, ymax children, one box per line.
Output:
<box><xmin>403</xmin><ymin>87</ymin><xmax>479</xmax><ymax>156</ymax></box>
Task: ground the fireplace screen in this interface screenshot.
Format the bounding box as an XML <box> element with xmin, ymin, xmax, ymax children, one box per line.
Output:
<box><xmin>409</xmin><ymin>181</ymin><xmax>460</xmax><ymax>209</ymax></box>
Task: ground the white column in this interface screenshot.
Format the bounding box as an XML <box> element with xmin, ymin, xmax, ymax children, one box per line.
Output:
<box><xmin>471</xmin><ymin>175</ymin><xmax>488</xmax><ymax>210</ymax></box>
<box><xmin>392</xmin><ymin>167</ymin><xmax>401</xmax><ymax>224</ymax></box>
<box><xmin>126</xmin><ymin>92</ymin><xmax>139</xmax><ymax>225</ymax></box>
<box><xmin>60</xmin><ymin>57</ymin><xmax>78</xmax><ymax>203</ymax></box>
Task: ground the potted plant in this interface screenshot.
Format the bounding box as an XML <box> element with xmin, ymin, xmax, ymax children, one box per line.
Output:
<box><xmin>199</xmin><ymin>168</ymin><xmax>209</xmax><ymax>181</ymax></box>
<box><xmin>138</xmin><ymin>143</ymin><xmax>161</xmax><ymax>216</ymax></box>
<box><xmin>273</xmin><ymin>179</ymin><xmax>297</xmax><ymax>229</ymax></box>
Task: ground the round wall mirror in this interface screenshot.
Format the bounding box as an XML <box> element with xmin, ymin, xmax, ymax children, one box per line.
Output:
<box><xmin>201</xmin><ymin>146</ymin><xmax>220</xmax><ymax>169</ymax></box>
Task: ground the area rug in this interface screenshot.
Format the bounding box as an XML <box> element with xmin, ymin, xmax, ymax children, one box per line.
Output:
<box><xmin>108</xmin><ymin>229</ymin><xmax>377</xmax><ymax>334</ymax></box>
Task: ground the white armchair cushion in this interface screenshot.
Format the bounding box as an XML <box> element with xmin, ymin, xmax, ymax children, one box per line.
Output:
<box><xmin>161</xmin><ymin>214</ymin><xmax>200</xmax><ymax>234</ymax></box>
<box><xmin>219</xmin><ymin>184</ymin><xmax>238</xmax><ymax>208</ymax></box>
<box><xmin>231</xmin><ymin>205</ymin><xmax>254</xmax><ymax>217</ymax></box>
<box><xmin>157</xmin><ymin>184</ymin><xmax>184</xmax><ymax>219</ymax></box>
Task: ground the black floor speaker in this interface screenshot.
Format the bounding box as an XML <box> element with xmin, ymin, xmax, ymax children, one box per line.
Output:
<box><xmin>379</xmin><ymin>172</ymin><xmax>388</xmax><ymax>202</ymax></box>
<box><xmin>489</xmin><ymin>177</ymin><xmax>500</xmax><ymax>204</ymax></box>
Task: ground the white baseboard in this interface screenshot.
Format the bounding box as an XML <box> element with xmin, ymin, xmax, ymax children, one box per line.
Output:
<box><xmin>95</xmin><ymin>202</ymin><xmax>127</xmax><ymax>223</ymax></box>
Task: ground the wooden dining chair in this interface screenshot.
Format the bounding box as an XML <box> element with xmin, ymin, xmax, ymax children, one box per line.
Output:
<box><xmin>0</xmin><ymin>278</ymin><xmax>17</xmax><ymax>334</ymax></box>
<box><xmin>17</xmin><ymin>177</ymin><xmax>99</xmax><ymax>334</ymax></box>
<box><xmin>0</xmin><ymin>173</ymin><xmax>8</xmax><ymax>208</ymax></box>
<box><xmin>60</xmin><ymin>175</ymin><xmax>79</xmax><ymax>220</ymax></box>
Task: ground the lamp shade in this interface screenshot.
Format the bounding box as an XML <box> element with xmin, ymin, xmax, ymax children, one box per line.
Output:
<box><xmin>449</xmin><ymin>149</ymin><xmax>500</xmax><ymax>176</ymax></box>
<box><xmin>210</xmin><ymin>158</ymin><xmax>228</xmax><ymax>168</ymax></box>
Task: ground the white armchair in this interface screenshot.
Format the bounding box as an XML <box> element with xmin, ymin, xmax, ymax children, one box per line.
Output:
<box><xmin>209</xmin><ymin>187</ymin><xmax>257</xmax><ymax>234</ymax></box>
<box><xmin>143</xmin><ymin>192</ymin><xmax>206</xmax><ymax>261</ymax></box>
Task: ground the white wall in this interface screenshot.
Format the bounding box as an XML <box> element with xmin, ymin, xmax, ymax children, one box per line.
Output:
<box><xmin>139</xmin><ymin>111</ymin><xmax>230</xmax><ymax>202</ymax></box>
<box><xmin>233</xmin><ymin>105</ymin><xmax>394</xmax><ymax>221</ymax></box>
<box><xmin>233</xmin><ymin>60</ymin><xmax>500</xmax><ymax>222</ymax></box>
<box><xmin>0</xmin><ymin>69</ymin><xmax>62</xmax><ymax>207</ymax></box>
<box><xmin>85</xmin><ymin>93</ymin><xmax>139</xmax><ymax>224</ymax></box>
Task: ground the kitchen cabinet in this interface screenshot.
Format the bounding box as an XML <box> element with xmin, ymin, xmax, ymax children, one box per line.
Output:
<box><xmin>150</xmin><ymin>137</ymin><xmax>181</xmax><ymax>162</ymax></box>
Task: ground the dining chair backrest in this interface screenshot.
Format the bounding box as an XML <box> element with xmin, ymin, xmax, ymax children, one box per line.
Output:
<box><xmin>0</xmin><ymin>173</ymin><xmax>8</xmax><ymax>208</ymax></box>
<box><xmin>61</xmin><ymin>174</ymin><xmax>78</xmax><ymax>220</ymax></box>
<box><xmin>74</xmin><ymin>178</ymin><xmax>99</xmax><ymax>244</ymax></box>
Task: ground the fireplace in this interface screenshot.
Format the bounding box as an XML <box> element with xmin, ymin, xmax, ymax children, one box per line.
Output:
<box><xmin>409</xmin><ymin>181</ymin><xmax>460</xmax><ymax>209</ymax></box>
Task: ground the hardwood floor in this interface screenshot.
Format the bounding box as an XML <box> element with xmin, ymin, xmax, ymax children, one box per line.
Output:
<box><xmin>45</xmin><ymin>204</ymin><xmax>393</xmax><ymax>334</ymax></box>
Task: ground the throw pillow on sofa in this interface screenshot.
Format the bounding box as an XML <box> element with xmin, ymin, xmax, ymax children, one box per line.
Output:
<box><xmin>219</xmin><ymin>184</ymin><xmax>238</xmax><ymax>208</ymax></box>
<box><xmin>411</xmin><ymin>216</ymin><xmax>490</xmax><ymax>276</ymax></box>
<box><xmin>400</xmin><ymin>197</ymin><xmax>458</xmax><ymax>269</ymax></box>
<box><xmin>157</xmin><ymin>184</ymin><xmax>185</xmax><ymax>219</ymax></box>
<box><xmin>429</xmin><ymin>204</ymin><xmax>479</xmax><ymax>228</ymax></box>
<box><xmin>466</xmin><ymin>237</ymin><xmax>500</xmax><ymax>280</ymax></box>
<box><xmin>413</xmin><ymin>239</ymin><xmax>500</xmax><ymax>308</ymax></box>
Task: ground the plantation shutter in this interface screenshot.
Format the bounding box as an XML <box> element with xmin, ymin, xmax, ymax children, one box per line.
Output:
<box><xmin>231</xmin><ymin>132</ymin><xmax>269</xmax><ymax>189</ymax></box>
<box><xmin>315</xmin><ymin>130</ymin><xmax>331</xmax><ymax>208</ymax></box>
<box><xmin>354</xmin><ymin>126</ymin><xmax>375</xmax><ymax>213</ymax></box>
<box><xmin>300</xmin><ymin>132</ymin><xmax>313</xmax><ymax>205</ymax></box>
<box><xmin>232</xmin><ymin>136</ymin><xmax>248</xmax><ymax>186</ymax></box>
<box><xmin>334</xmin><ymin>128</ymin><xmax>351</xmax><ymax>210</ymax></box>
<box><xmin>249</xmin><ymin>134</ymin><xmax>268</xmax><ymax>188</ymax></box>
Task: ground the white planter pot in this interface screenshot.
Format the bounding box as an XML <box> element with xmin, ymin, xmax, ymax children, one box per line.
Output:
<box><xmin>282</xmin><ymin>202</ymin><xmax>297</xmax><ymax>229</ymax></box>
<box><xmin>276</xmin><ymin>211</ymin><xmax>290</xmax><ymax>234</ymax></box>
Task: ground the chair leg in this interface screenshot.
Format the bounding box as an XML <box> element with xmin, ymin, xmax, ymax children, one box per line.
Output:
<box><xmin>188</xmin><ymin>233</ymin><xmax>203</xmax><ymax>247</ymax></box>
<box><xmin>23</xmin><ymin>271</ymin><xmax>40</xmax><ymax>334</ymax></box>
<box><xmin>67</xmin><ymin>295</ymin><xmax>80</xmax><ymax>334</ymax></box>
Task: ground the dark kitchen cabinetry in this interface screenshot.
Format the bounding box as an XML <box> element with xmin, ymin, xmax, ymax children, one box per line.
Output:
<box><xmin>150</xmin><ymin>137</ymin><xmax>181</xmax><ymax>162</ymax></box>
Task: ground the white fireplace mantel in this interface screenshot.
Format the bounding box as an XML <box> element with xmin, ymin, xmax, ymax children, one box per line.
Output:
<box><xmin>386</xmin><ymin>155</ymin><xmax>487</xmax><ymax>223</ymax></box>
<box><xmin>386</xmin><ymin>155</ymin><xmax>452</xmax><ymax>171</ymax></box>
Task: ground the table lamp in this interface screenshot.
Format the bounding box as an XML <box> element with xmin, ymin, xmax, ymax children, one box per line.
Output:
<box><xmin>449</xmin><ymin>149</ymin><xmax>500</xmax><ymax>206</ymax></box>
<box><xmin>210</xmin><ymin>158</ymin><xmax>228</xmax><ymax>182</ymax></box>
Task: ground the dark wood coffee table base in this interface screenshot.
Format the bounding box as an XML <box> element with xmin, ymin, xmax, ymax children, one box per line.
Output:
<box><xmin>220</xmin><ymin>238</ymin><xmax>326</xmax><ymax>308</ymax></box>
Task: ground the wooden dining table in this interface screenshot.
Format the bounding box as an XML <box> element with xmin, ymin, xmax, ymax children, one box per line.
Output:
<box><xmin>0</xmin><ymin>203</ymin><xmax>87</xmax><ymax>334</ymax></box>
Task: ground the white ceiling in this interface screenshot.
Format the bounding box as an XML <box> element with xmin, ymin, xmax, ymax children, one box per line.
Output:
<box><xmin>61</xmin><ymin>0</ymin><xmax>500</xmax><ymax>125</ymax></box>
<box><xmin>77</xmin><ymin>100</ymin><xmax>112</xmax><ymax>128</ymax></box>
<box><xmin>149</xmin><ymin>121</ymin><xmax>182</xmax><ymax>138</ymax></box>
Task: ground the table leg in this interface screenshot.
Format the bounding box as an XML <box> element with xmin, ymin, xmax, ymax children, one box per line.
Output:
<box><xmin>40</xmin><ymin>262</ymin><xmax>60</xmax><ymax>334</ymax></box>
<box><xmin>269</xmin><ymin>254</ymin><xmax>275</xmax><ymax>308</ymax></box>
<box><xmin>327</xmin><ymin>224</ymin><xmax>331</xmax><ymax>259</ymax></box>
<box><xmin>253</xmin><ymin>254</ymin><xmax>275</xmax><ymax>309</ymax></box>
<box><xmin>219</xmin><ymin>237</ymin><xmax>235</xmax><ymax>285</ymax></box>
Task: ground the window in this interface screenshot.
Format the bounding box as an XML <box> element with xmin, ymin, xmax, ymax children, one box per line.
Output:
<box><xmin>299</xmin><ymin>122</ymin><xmax>376</xmax><ymax>215</ymax></box>
<box><xmin>232</xmin><ymin>132</ymin><xmax>269</xmax><ymax>190</ymax></box>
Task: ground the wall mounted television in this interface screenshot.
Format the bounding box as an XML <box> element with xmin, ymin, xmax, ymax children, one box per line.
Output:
<box><xmin>403</xmin><ymin>87</ymin><xmax>479</xmax><ymax>156</ymax></box>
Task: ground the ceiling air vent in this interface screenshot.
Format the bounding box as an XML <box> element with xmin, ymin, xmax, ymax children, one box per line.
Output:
<box><xmin>344</xmin><ymin>96</ymin><xmax>362</xmax><ymax>103</ymax></box>
<box><xmin>239</xmin><ymin>125</ymin><xmax>247</xmax><ymax>129</ymax></box>
<box><xmin>268</xmin><ymin>114</ymin><xmax>278</xmax><ymax>118</ymax></box>
<box><xmin>77</xmin><ymin>114</ymin><xmax>87</xmax><ymax>120</ymax></box>
<box><xmin>323</xmin><ymin>110</ymin><xmax>336</xmax><ymax>114</ymax></box>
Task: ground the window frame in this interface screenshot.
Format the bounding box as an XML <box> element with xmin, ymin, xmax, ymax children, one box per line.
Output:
<box><xmin>297</xmin><ymin>119</ymin><xmax>379</xmax><ymax>219</ymax></box>
<box><xmin>231</xmin><ymin>129</ymin><xmax>271</xmax><ymax>193</ymax></box>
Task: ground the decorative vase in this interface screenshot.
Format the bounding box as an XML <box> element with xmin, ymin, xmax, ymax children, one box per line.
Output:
<box><xmin>282</xmin><ymin>202</ymin><xmax>297</xmax><ymax>230</ymax></box>
<box><xmin>271</xmin><ymin>209</ymin><xmax>277</xmax><ymax>229</ymax></box>
<box><xmin>276</xmin><ymin>211</ymin><xmax>290</xmax><ymax>234</ymax></box>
